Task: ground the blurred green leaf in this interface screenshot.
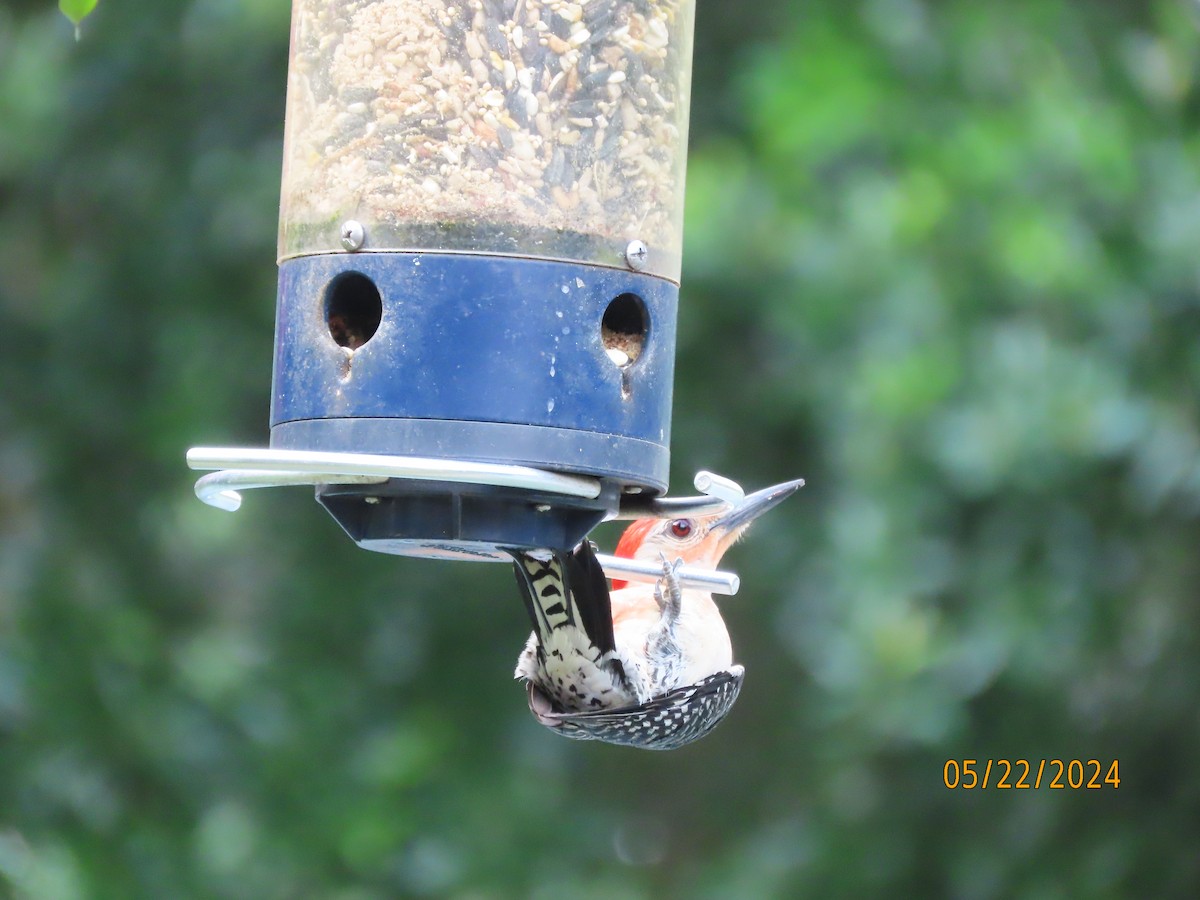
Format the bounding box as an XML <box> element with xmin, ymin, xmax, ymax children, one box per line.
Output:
<box><xmin>3</xmin><ymin>0</ymin><xmax>1200</xmax><ymax>895</ymax></box>
<box><xmin>58</xmin><ymin>0</ymin><xmax>98</xmax><ymax>39</ymax></box>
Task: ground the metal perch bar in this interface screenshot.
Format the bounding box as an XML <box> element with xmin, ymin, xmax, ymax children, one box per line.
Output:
<box><xmin>193</xmin><ymin>469</ymin><xmax>389</xmax><ymax>512</ymax></box>
<box><xmin>187</xmin><ymin>447</ymin><xmax>603</xmax><ymax>508</ymax></box>
<box><xmin>187</xmin><ymin>448</ymin><xmax>745</xmax><ymax>592</ymax></box>
<box><xmin>594</xmin><ymin>554</ymin><xmax>740</xmax><ymax>596</ymax></box>
<box><xmin>692</xmin><ymin>470</ymin><xmax>745</xmax><ymax>506</ymax></box>
<box><xmin>614</xmin><ymin>469</ymin><xmax>745</xmax><ymax>520</ymax></box>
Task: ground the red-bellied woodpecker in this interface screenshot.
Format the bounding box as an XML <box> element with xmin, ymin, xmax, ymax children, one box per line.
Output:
<box><xmin>509</xmin><ymin>478</ymin><xmax>804</xmax><ymax>750</ymax></box>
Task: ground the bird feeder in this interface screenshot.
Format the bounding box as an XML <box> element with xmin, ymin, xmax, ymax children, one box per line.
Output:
<box><xmin>189</xmin><ymin>0</ymin><xmax>748</xmax><ymax>586</ymax></box>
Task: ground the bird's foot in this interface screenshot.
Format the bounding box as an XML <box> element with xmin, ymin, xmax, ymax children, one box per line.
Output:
<box><xmin>653</xmin><ymin>553</ymin><xmax>685</xmax><ymax>620</ymax></box>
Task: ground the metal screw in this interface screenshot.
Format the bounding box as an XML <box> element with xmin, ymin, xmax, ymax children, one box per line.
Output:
<box><xmin>364</xmin><ymin>496</ymin><xmax>381</xmax><ymax>505</ymax></box>
<box><xmin>624</xmin><ymin>239</ymin><xmax>648</xmax><ymax>271</ymax></box>
<box><xmin>340</xmin><ymin>219</ymin><xmax>365</xmax><ymax>251</ymax></box>
<box><xmin>534</xmin><ymin>503</ymin><xmax>552</xmax><ymax>512</ymax></box>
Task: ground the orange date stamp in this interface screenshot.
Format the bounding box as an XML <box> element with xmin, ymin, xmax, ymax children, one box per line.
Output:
<box><xmin>943</xmin><ymin>759</ymin><xmax>1120</xmax><ymax>789</ymax></box>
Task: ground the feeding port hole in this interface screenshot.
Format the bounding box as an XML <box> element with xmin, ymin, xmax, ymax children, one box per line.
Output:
<box><xmin>602</xmin><ymin>292</ymin><xmax>648</xmax><ymax>367</ymax></box>
<box><xmin>326</xmin><ymin>271</ymin><xmax>382</xmax><ymax>350</ymax></box>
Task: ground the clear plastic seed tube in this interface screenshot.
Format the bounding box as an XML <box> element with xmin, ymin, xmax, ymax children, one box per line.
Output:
<box><xmin>278</xmin><ymin>0</ymin><xmax>696</xmax><ymax>281</ymax></box>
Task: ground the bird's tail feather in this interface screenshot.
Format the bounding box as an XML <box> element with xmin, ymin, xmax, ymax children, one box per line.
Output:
<box><xmin>508</xmin><ymin>541</ymin><xmax>616</xmax><ymax>656</ymax></box>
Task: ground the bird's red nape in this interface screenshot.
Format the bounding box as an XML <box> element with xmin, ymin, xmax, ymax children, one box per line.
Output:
<box><xmin>610</xmin><ymin>518</ymin><xmax>657</xmax><ymax>589</ymax></box>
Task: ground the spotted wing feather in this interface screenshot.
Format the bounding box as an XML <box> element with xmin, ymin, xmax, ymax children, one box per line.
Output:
<box><xmin>528</xmin><ymin>666</ymin><xmax>746</xmax><ymax>751</ymax></box>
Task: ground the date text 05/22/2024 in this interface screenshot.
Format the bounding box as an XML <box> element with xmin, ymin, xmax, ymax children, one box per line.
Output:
<box><xmin>943</xmin><ymin>759</ymin><xmax>1120</xmax><ymax>790</ymax></box>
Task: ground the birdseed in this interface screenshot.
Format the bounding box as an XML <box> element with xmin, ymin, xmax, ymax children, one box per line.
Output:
<box><xmin>279</xmin><ymin>0</ymin><xmax>694</xmax><ymax>280</ymax></box>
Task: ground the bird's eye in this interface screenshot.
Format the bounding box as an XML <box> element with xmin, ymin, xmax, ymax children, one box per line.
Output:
<box><xmin>669</xmin><ymin>519</ymin><xmax>693</xmax><ymax>539</ymax></box>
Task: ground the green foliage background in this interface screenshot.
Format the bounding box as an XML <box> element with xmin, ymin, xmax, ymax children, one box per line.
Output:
<box><xmin>2</xmin><ymin>0</ymin><xmax>1199</xmax><ymax>896</ymax></box>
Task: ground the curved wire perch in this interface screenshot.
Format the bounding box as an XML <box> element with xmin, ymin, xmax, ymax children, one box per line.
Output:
<box><xmin>193</xmin><ymin>469</ymin><xmax>390</xmax><ymax>512</ymax></box>
<box><xmin>186</xmin><ymin>448</ymin><xmax>745</xmax><ymax>592</ymax></box>
<box><xmin>187</xmin><ymin>447</ymin><xmax>602</xmax><ymax>505</ymax></box>
<box><xmin>614</xmin><ymin>469</ymin><xmax>746</xmax><ymax>519</ymax></box>
<box><xmin>693</xmin><ymin>470</ymin><xmax>745</xmax><ymax>505</ymax></box>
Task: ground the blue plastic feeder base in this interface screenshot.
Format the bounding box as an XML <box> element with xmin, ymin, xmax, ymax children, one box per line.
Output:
<box><xmin>269</xmin><ymin>251</ymin><xmax>678</xmax><ymax>556</ymax></box>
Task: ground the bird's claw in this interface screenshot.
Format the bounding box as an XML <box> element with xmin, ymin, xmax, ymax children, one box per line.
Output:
<box><xmin>652</xmin><ymin>553</ymin><xmax>685</xmax><ymax>618</ymax></box>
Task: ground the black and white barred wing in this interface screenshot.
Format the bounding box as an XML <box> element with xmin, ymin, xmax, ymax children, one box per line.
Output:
<box><xmin>526</xmin><ymin>666</ymin><xmax>745</xmax><ymax>751</ymax></box>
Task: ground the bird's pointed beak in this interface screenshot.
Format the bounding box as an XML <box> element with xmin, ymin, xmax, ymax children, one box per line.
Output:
<box><xmin>711</xmin><ymin>477</ymin><xmax>805</xmax><ymax>543</ymax></box>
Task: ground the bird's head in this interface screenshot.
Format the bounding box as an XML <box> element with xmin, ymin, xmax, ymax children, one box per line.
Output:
<box><xmin>611</xmin><ymin>478</ymin><xmax>804</xmax><ymax>586</ymax></box>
